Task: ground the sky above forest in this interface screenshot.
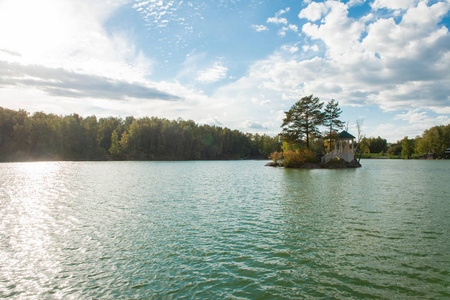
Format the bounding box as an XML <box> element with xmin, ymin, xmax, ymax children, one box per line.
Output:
<box><xmin>0</xmin><ymin>0</ymin><xmax>449</xmax><ymax>142</ymax></box>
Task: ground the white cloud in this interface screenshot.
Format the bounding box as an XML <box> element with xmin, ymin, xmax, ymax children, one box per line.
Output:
<box><xmin>251</xmin><ymin>24</ymin><xmax>269</xmax><ymax>32</ymax></box>
<box><xmin>302</xmin><ymin>44</ymin><xmax>319</xmax><ymax>52</ymax></box>
<box><xmin>198</xmin><ymin>114</ymin><xmax>223</xmax><ymax>126</ymax></box>
<box><xmin>267</xmin><ymin>7</ymin><xmax>299</xmax><ymax>37</ymax></box>
<box><xmin>360</xmin><ymin>13</ymin><xmax>375</xmax><ymax>24</ymax></box>
<box><xmin>371</xmin><ymin>0</ymin><xmax>418</xmax><ymax>10</ymax></box>
<box><xmin>0</xmin><ymin>60</ymin><xmax>179</xmax><ymax>101</ymax></box>
<box><xmin>251</xmin><ymin>97</ymin><xmax>271</xmax><ymax>106</ymax></box>
<box><xmin>267</xmin><ymin>7</ymin><xmax>290</xmax><ymax>25</ymax></box>
<box><xmin>204</xmin><ymin>0</ymin><xmax>450</xmax><ymax>139</ymax></box>
<box><xmin>132</xmin><ymin>0</ymin><xmax>186</xmax><ymax>29</ymax></box>
<box><xmin>0</xmin><ymin>0</ymin><xmax>151</xmax><ymax>81</ymax></box>
<box><xmin>368</xmin><ymin>122</ymin><xmax>411</xmax><ymax>141</ymax></box>
<box><xmin>0</xmin><ymin>0</ymin><xmax>183</xmax><ymax>116</ymax></box>
<box><xmin>395</xmin><ymin>109</ymin><xmax>450</xmax><ymax>126</ymax></box>
<box><xmin>267</xmin><ymin>17</ymin><xmax>288</xmax><ymax>25</ymax></box>
<box><xmin>279</xmin><ymin>24</ymin><xmax>299</xmax><ymax>36</ymax></box>
<box><xmin>282</xmin><ymin>44</ymin><xmax>300</xmax><ymax>53</ymax></box>
<box><xmin>298</xmin><ymin>1</ymin><xmax>327</xmax><ymax>21</ymax></box>
<box><xmin>347</xmin><ymin>0</ymin><xmax>365</xmax><ymax>7</ymax></box>
<box><xmin>296</xmin><ymin>0</ymin><xmax>450</xmax><ymax>109</ymax></box>
<box><xmin>302</xmin><ymin>1</ymin><xmax>366</xmax><ymax>59</ymax></box>
<box><xmin>396</xmin><ymin>109</ymin><xmax>432</xmax><ymax>124</ymax></box>
<box><xmin>374</xmin><ymin>109</ymin><xmax>450</xmax><ymax>140</ymax></box>
<box><xmin>196</xmin><ymin>62</ymin><xmax>228</xmax><ymax>83</ymax></box>
<box><xmin>241</xmin><ymin>120</ymin><xmax>267</xmax><ymax>130</ymax></box>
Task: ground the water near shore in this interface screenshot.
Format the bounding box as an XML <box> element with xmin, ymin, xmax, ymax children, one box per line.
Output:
<box><xmin>0</xmin><ymin>160</ymin><xmax>448</xmax><ymax>298</ymax></box>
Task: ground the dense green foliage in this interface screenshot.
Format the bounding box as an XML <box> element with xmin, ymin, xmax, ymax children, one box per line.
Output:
<box><xmin>281</xmin><ymin>95</ymin><xmax>345</xmax><ymax>152</ymax></box>
<box><xmin>360</xmin><ymin>136</ymin><xmax>388</xmax><ymax>154</ymax></box>
<box><xmin>281</xmin><ymin>95</ymin><xmax>325</xmax><ymax>149</ymax></box>
<box><xmin>0</xmin><ymin>107</ymin><xmax>281</xmax><ymax>161</ymax></box>
<box><xmin>361</xmin><ymin>125</ymin><xmax>450</xmax><ymax>158</ymax></box>
<box><xmin>387</xmin><ymin>141</ymin><xmax>402</xmax><ymax>156</ymax></box>
<box><xmin>415</xmin><ymin>124</ymin><xmax>450</xmax><ymax>157</ymax></box>
<box><xmin>323</xmin><ymin>99</ymin><xmax>345</xmax><ymax>149</ymax></box>
<box><xmin>401</xmin><ymin>137</ymin><xmax>415</xmax><ymax>158</ymax></box>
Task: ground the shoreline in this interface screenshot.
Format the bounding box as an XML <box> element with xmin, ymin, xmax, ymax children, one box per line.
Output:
<box><xmin>266</xmin><ymin>159</ymin><xmax>362</xmax><ymax>169</ymax></box>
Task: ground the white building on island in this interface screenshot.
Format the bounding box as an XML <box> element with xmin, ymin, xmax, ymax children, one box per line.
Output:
<box><xmin>321</xmin><ymin>130</ymin><xmax>356</xmax><ymax>163</ymax></box>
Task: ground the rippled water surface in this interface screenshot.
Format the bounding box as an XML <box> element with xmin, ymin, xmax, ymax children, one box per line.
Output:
<box><xmin>0</xmin><ymin>160</ymin><xmax>449</xmax><ymax>299</ymax></box>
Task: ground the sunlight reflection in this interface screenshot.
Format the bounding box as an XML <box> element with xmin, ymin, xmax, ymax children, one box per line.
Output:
<box><xmin>1</xmin><ymin>162</ymin><xmax>63</xmax><ymax>297</ymax></box>
<box><xmin>15</xmin><ymin>161</ymin><xmax>61</xmax><ymax>179</ymax></box>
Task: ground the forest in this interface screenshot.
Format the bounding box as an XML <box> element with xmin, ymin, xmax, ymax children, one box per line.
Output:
<box><xmin>363</xmin><ymin>124</ymin><xmax>450</xmax><ymax>159</ymax></box>
<box><xmin>1</xmin><ymin>104</ymin><xmax>448</xmax><ymax>162</ymax></box>
<box><xmin>0</xmin><ymin>107</ymin><xmax>281</xmax><ymax>162</ymax></box>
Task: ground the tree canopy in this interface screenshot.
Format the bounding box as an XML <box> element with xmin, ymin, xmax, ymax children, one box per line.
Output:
<box><xmin>360</xmin><ymin>136</ymin><xmax>388</xmax><ymax>154</ymax></box>
<box><xmin>415</xmin><ymin>124</ymin><xmax>450</xmax><ymax>157</ymax></box>
<box><xmin>323</xmin><ymin>99</ymin><xmax>345</xmax><ymax>150</ymax></box>
<box><xmin>360</xmin><ymin>124</ymin><xmax>449</xmax><ymax>158</ymax></box>
<box><xmin>280</xmin><ymin>95</ymin><xmax>347</xmax><ymax>151</ymax></box>
<box><xmin>281</xmin><ymin>95</ymin><xmax>324</xmax><ymax>149</ymax></box>
<box><xmin>401</xmin><ymin>137</ymin><xmax>415</xmax><ymax>159</ymax></box>
<box><xmin>0</xmin><ymin>107</ymin><xmax>281</xmax><ymax>162</ymax></box>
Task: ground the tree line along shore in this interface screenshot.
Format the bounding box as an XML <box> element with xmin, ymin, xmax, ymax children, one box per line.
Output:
<box><xmin>0</xmin><ymin>107</ymin><xmax>281</xmax><ymax>162</ymax></box>
<box><xmin>0</xmin><ymin>105</ymin><xmax>448</xmax><ymax>162</ymax></box>
<box><xmin>359</xmin><ymin>127</ymin><xmax>450</xmax><ymax>159</ymax></box>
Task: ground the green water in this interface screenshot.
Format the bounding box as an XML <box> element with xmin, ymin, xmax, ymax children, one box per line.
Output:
<box><xmin>0</xmin><ymin>160</ymin><xmax>448</xmax><ymax>299</ymax></box>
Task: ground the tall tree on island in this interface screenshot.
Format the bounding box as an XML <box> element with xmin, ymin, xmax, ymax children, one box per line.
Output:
<box><xmin>281</xmin><ymin>95</ymin><xmax>324</xmax><ymax>149</ymax></box>
<box><xmin>323</xmin><ymin>99</ymin><xmax>345</xmax><ymax>151</ymax></box>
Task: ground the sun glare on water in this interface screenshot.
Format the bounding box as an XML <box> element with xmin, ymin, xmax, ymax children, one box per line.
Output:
<box><xmin>0</xmin><ymin>161</ymin><xmax>66</xmax><ymax>297</ymax></box>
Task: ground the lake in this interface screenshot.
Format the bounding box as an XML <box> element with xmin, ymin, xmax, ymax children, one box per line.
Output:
<box><xmin>0</xmin><ymin>159</ymin><xmax>448</xmax><ymax>299</ymax></box>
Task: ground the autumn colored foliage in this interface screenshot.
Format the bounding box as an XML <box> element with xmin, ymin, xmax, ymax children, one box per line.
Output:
<box><xmin>271</xmin><ymin>147</ymin><xmax>317</xmax><ymax>167</ymax></box>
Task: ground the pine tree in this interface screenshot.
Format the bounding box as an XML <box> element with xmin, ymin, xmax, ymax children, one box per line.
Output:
<box><xmin>281</xmin><ymin>95</ymin><xmax>324</xmax><ymax>149</ymax></box>
<box><xmin>323</xmin><ymin>99</ymin><xmax>344</xmax><ymax>151</ymax></box>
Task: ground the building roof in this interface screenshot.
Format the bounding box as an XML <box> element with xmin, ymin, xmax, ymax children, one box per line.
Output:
<box><xmin>338</xmin><ymin>130</ymin><xmax>355</xmax><ymax>139</ymax></box>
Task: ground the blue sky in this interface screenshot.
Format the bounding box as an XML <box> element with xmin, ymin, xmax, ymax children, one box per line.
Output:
<box><xmin>0</xmin><ymin>0</ymin><xmax>449</xmax><ymax>142</ymax></box>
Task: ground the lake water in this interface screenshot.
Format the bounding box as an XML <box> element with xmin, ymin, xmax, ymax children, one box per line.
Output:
<box><xmin>0</xmin><ymin>159</ymin><xmax>448</xmax><ymax>299</ymax></box>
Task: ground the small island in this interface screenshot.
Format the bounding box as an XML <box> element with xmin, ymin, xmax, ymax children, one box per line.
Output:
<box><xmin>267</xmin><ymin>130</ymin><xmax>362</xmax><ymax>169</ymax></box>
<box><xmin>266</xmin><ymin>159</ymin><xmax>361</xmax><ymax>169</ymax></box>
<box><xmin>266</xmin><ymin>95</ymin><xmax>362</xmax><ymax>169</ymax></box>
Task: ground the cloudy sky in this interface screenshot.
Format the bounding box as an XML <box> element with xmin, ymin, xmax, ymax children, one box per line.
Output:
<box><xmin>0</xmin><ymin>0</ymin><xmax>449</xmax><ymax>142</ymax></box>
